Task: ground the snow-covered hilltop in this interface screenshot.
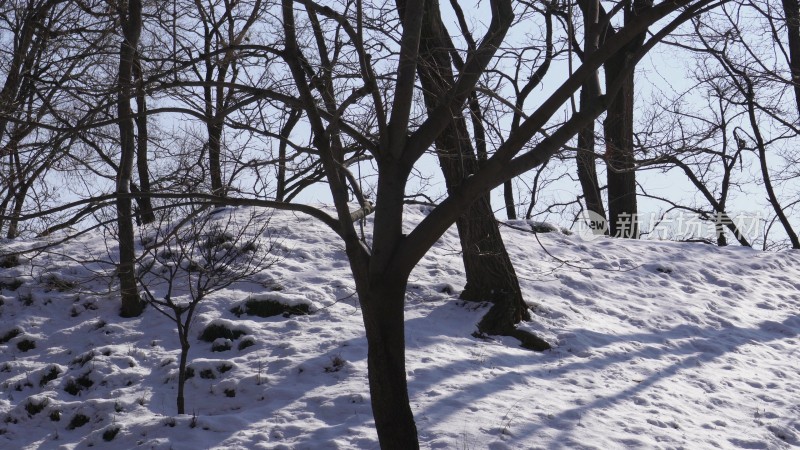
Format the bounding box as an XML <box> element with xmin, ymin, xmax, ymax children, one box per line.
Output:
<box><xmin>1</xmin><ymin>206</ymin><xmax>798</xmax><ymax>449</ymax></box>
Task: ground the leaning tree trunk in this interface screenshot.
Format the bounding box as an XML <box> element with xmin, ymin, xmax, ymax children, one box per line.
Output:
<box><xmin>117</xmin><ymin>0</ymin><xmax>144</xmax><ymax>317</ymax></box>
<box><xmin>743</xmin><ymin>81</ymin><xmax>800</xmax><ymax>249</ymax></box>
<box><xmin>408</xmin><ymin>0</ymin><xmax>548</xmax><ymax>350</ymax></box>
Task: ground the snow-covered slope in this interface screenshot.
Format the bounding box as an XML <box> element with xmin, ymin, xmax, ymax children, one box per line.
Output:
<box><xmin>0</xmin><ymin>206</ymin><xmax>798</xmax><ymax>449</ymax></box>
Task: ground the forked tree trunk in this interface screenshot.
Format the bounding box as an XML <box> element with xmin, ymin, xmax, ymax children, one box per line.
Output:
<box><xmin>341</xmin><ymin>158</ymin><xmax>420</xmax><ymax>449</ymax></box>
<box><xmin>199</xmin><ymin>19</ymin><xmax>228</xmax><ymax>195</ymax></box>
<box><xmin>202</xmin><ymin>36</ymin><xmax>231</xmax><ymax>196</ymax></box>
<box><xmin>117</xmin><ymin>0</ymin><xmax>144</xmax><ymax>318</ymax></box>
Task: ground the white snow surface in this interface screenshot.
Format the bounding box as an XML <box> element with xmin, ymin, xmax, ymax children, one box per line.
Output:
<box><xmin>0</xmin><ymin>205</ymin><xmax>798</xmax><ymax>449</ymax></box>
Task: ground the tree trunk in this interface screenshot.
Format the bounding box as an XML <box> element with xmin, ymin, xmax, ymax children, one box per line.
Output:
<box><xmin>198</xmin><ymin>12</ymin><xmax>227</xmax><ymax>196</ymax></box>
<box><xmin>117</xmin><ymin>0</ymin><xmax>144</xmax><ymax>318</ymax></box>
<box><xmin>6</xmin><ymin>184</ymin><xmax>29</xmax><ymax>239</ymax></box>
<box><xmin>603</xmin><ymin>55</ymin><xmax>638</xmax><ymax>238</ymax></box>
<box><xmin>206</xmin><ymin>59</ymin><xmax>229</xmax><ymax>195</ymax></box>
<box><xmin>177</xmin><ymin>338</ymin><xmax>189</xmax><ymax>414</ymax></box>
<box><xmin>358</xmin><ymin>275</ymin><xmax>418</xmax><ymax>449</ymax></box>
<box><xmin>603</xmin><ymin>1</ymin><xmax>649</xmax><ymax>239</ymax></box>
<box><xmin>576</xmin><ymin>122</ymin><xmax>606</xmax><ymax>222</ymax></box>
<box><xmin>0</xmin><ymin>1</ymin><xmax>44</xmax><ymax>143</ymax></box>
<box><xmin>133</xmin><ymin>50</ymin><xmax>155</xmax><ymax>224</ymax></box>
<box><xmin>276</xmin><ymin>109</ymin><xmax>301</xmax><ymax>202</ymax></box>
<box><xmin>342</xmin><ymin>158</ymin><xmax>420</xmax><ymax>449</ymax></box>
<box><xmin>576</xmin><ymin>0</ymin><xmax>607</xmax><ymax>224</ymax></box>
<box><xmin>208</xmin><ymin>120</ymin><xmax>224</xmax><ymax>194</ymax></box>
<box><xmin>0</xmin><ymin>2</ymin><xmax>52</xmax><ymax>237</ymax></box>
<box><xmin>744</xmin><ymin>83</ymin><xmax>800</xmax><ymax>248</ymax></box>
<box><xmin>408</xmin><ymin>0</ymin><xmax>548</xmax><ymax>349</ymax></box>
<box><xmin>503</xmin><ymin>180</ymin><xmax>517</xmax><ymax>220</ymax></box>
<box><xmin>3</xmin><ymin>138</ymin><xmax>21</xmax><ymax>238</ymax></box>
<box><xmin>781</xmin><ymin>0</ymin><xmax>800</xmax><ymax>116</ymax></box>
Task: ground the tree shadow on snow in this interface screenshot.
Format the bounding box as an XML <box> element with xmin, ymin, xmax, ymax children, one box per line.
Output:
<box><xmin>409</xmin><ymin>311</ymin><xmax>799</xmax><ymax>448</ymax></box>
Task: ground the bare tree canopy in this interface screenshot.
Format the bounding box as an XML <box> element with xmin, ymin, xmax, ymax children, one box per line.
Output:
<box><xmin>3</xmin><ymin>0</ymin><xmax>800</xmax><ymax>447</ymax></box>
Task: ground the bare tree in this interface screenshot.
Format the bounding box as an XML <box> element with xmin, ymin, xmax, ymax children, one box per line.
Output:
<box><xmin>0</xmin><ymin>0</ymin><xmax>735</xmax><ymax>447</ymax></box>
<box><xmin>399</xmin><ymin>0</ymin><xmax>548</xmax><ymax>349</ymax></box>
<box><xmin>164</xmin><ymin>0</ymin><xmax>266</xmax><ymax>195</ymax></box>
<box><xmin>602</xmin><ymin>0</ymin><xmax>650</xmax><ymax>238</ymax></box>
<box><xmin>138</xmin><ymin>206</ymin><xmax>273</xmax><ymax>414</ymax></box>
<box><xmin>116</xmin><ymin>0</ymin><xmax>145</xmax><ymax>317</ymax></box>
<box><xmin>0</xmin><ymin>0</ymin><xmax>98</xmax><ymax>237</ymax></box>
<box><xmin>499</xmin><ymin>2</ymin><xmax>559</xmax><ymax>219</ymax></box>
<box><xmin>574</xmin><ymin>0</ymin><xmax>608</xmax><ymax>225</ymax></box>
<box><xmin>638</xmin><ymin>68</ymin><xmax>752</xmax><ymax>246</ymax></box>
<box><xmin>691</xmin><ymin>8</ymin><xmax>800</xmax><ymax>248</ymax></box>
<box><xmin>280</xmin><ymin>0</ymin><xmax>718</xmax><ymax>446</ymax></box>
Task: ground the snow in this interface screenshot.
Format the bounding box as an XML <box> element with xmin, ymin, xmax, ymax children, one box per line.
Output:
<box><xmin>1</xmin><ymin>205</ymin><xmax>799</xmax><ymax>449</ymax></box>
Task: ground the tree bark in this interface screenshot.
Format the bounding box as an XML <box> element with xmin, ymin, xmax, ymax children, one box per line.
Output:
<box><xmin>117</xmin><ymin>0</ymin><xmax>144</xmax><ymax>317</ymax></box>
<box><xmin>358</xmin><ymin>275</ymin><xmax>418</xmax><ymax>449</ymax></box>
<box><xmin>281</xmin><ymin>2</ymin><xmax>422</xmax><ymax>444</ymax></box>
<box><xmin>604</xmin><ymin>56</ymin><xmax>637</xmax><ymax>238</ymax></box>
